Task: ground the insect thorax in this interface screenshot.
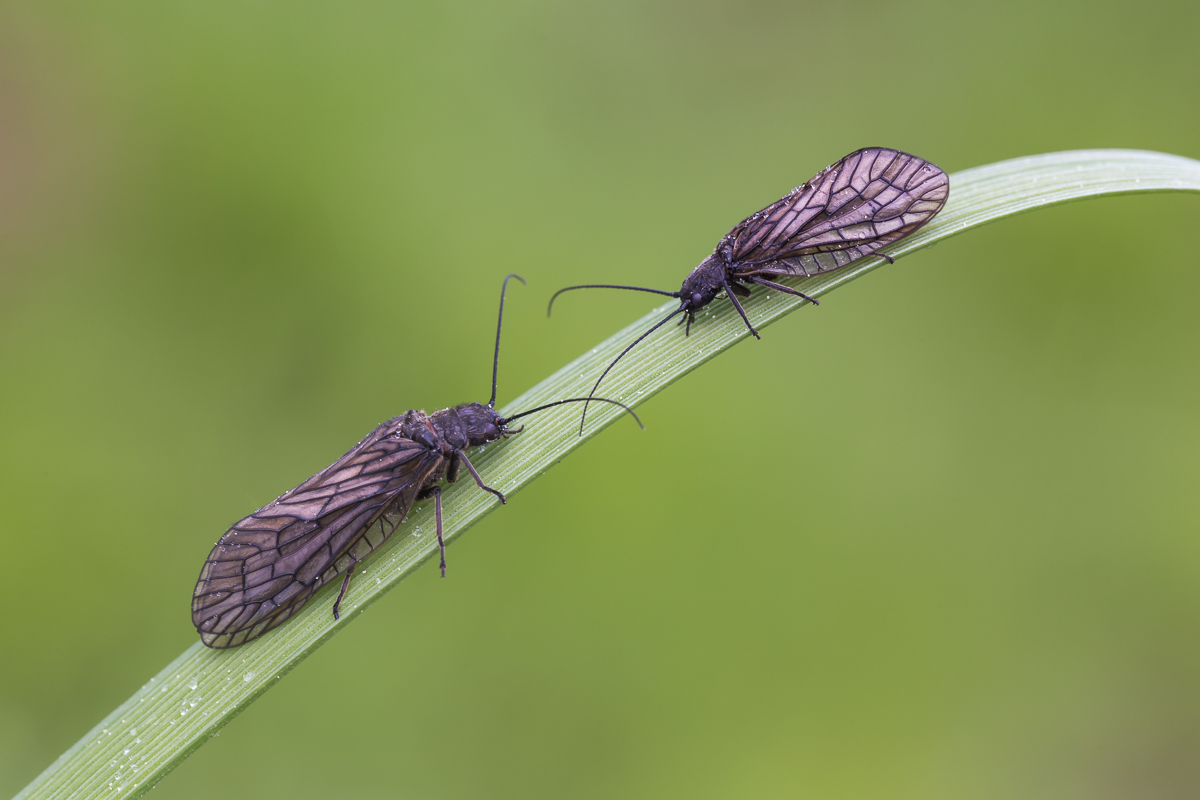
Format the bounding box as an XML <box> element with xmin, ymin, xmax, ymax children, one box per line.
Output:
<box><xmin>679</xmin><ymin>254</ymin><xmax>727</xmax><ymax>311</ymax></box>
<box><xmin>428</xmin><ymin>403</ymin><xmax>505</xmax><ymax>449</ymax></box>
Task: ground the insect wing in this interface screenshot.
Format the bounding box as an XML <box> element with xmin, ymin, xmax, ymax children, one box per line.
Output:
<box><xmin>725</xmin><ymin>148</ymin><xmax>948</xmax><ymax>277</ymax></box>
<box><xmin>192</xmin><ymin>416</ymin><xmax>440</xmax><ymax>648</ymax></box>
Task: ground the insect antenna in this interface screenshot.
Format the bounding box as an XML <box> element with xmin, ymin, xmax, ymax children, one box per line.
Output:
<box><xmin>578</xmin><ymin>305</ymin><xmax>685</xmax><ymax>434</ymax></box>
<box><xmin>501</xmin><ymin>397</ymin><xmax>644</xmax><ymax>429</ymax></box>
<box><xmin>489</xmin><ymin>273</ymin><xmax>527</xmax><ymax>408</ymax></box>
<box><xmin>547</xmin><ymin>284</ymin><xmax>679</xmax><ymax>317</ymax></box>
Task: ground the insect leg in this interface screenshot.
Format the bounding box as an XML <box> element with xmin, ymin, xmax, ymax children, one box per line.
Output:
<box><xmin>876</xmin><ymin>251</ymin><xmax>895</xmax><ymax>264</ymax></box>
<box><xmin>746</xmin><ymin>276</ymin><xmax>820</xmax><ymax>306</ymax></box>
<box><xmin>430</xmin><ymin>486</ymin><xmax>447</xmax><ymax>577</ymax></box>
<box><xmin>454</xmin><ymin>449</ymin><xmax>507</xmax><ymax>504</ymax></box>
<box><xmin>332</xmin><ymin>563</ymin><xmax>356</xmax><ymax>620</ymax></box>
<box><xmin>446</xmin><ymin>451</ymin><xmax>462</xmax><ymax>484</ymax></box>
<box><xmin>722</xmin><ymin>279</ymin><xmax>761</xmax><ymax>339</ymax></box>
<box><xmin>727</xmin><ymin>281</ymin><xmax>751</xmax><ymax>297</ymax></box>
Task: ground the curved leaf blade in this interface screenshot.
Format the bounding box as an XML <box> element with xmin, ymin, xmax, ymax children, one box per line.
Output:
<box><xmin>17</xmin><ymin>148</ymin><xmax>1200</xmax><ymax>800</ymax></box>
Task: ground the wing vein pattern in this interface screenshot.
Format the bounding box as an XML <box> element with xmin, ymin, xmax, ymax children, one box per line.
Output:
<box><xmin>191</xmin><ymin>417</ymin><xmax>441</xmax><ymax>648</ymax></box>
<box><xmin>726</xmin><ymin>148</ymin><xmax>949</xmax><ymax>277</ymax></box>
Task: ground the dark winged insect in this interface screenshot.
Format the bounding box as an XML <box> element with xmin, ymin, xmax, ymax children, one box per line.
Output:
<box><xmin>549</xmin><ymin>147</ymin><xmax>949</xmax><ymax>431</ymax></box>
<box><xmin>192</xmin><ymin>275</ymin><xmax>641</xmax><ymax>648</ymax></box>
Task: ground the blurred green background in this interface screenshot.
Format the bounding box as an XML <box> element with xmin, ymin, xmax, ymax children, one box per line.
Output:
<box><xmin>3</xmin><ymin>0</ymin><xmax>1200</xmax><ymax>797</ymax></box>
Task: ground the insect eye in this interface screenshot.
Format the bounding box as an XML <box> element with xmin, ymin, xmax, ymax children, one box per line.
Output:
<box><xmin>691</xmin><ymin>292</ymin><xmax>703</xmax><ymax>306</ymax></box>
<box><xmin>483</xmin><ymin>423</ymin><xmax>499</xmax><ymax>439</ymax></box>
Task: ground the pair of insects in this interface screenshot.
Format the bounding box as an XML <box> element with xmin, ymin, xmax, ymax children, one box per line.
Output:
<box><xmin>192</xmin><ymin>147</ymin><xmax>949</xmax><ymax>648</ymax></box>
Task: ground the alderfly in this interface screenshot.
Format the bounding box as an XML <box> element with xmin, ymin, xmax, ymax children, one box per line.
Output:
<box><xmin>549</xmin><ymin>148</ymin><xmax>949</xmax><ymax>431</ymax></box>
<box><xmin>192</xmin><ymin>275</ymin><xmax>641</xmax><ymax>648</ymax></box>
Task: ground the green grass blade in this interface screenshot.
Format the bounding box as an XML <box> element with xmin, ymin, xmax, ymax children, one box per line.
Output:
<box><xmin>17</xmin><ymin>148</ymin><xmax>1200</xmax><ymax>799</ymax></box>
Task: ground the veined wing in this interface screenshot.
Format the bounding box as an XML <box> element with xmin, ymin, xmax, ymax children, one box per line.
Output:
<box><xmin>725</xmin><ymin>148</ymin><xmax>948</xmax><ymax>278</ymax></box>
<box><xmin>192</xmin><ymin>415</ymin><xmax>441</xmax><ymax>648</ymax></box>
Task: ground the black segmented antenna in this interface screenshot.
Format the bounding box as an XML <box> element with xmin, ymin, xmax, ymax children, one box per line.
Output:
<box><xmin>501</xmin><ymin>396</ymin><xmax>643</xmax><ymax>429</ymax></box>
<box><xmin>547</xmin><ymin>284</ymin><xmax>679</xmax><ymax>317</ymax></box>
<box><xmin>577</xmin><ymin>305</ymin><xmax>684</xmax><ymax>433</ymax></box>
<box><xmin>489</xmin><ymin>273</ymin><xmax>526</xmax><ymax>408</ymax></box>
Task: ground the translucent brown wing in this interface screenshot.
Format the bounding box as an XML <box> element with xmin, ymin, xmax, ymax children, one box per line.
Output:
<box><xmin>724</xmin><ymin>147</ymin><xmax>948</xmax><ymax>278</ymax></box>
<box><xmin>192</xmin><ymin>415</ymin><xmax>442</xmax><ymax>648</ymax></box>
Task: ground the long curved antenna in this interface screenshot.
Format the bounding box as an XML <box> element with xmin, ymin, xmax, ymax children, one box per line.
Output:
<box><xmin>500</xmin><ymin>397</ymin><xmax>644</xmax><ymax>429</ymax></box>
<box><xmin>579</xmin><ymin>305</ymin><xmax>685</xmax><ymax>435</ymax></box>
<box><xmin>489</xmin><ymin>273</ymin><xmax>527</xmax><ymax>408</ymax></box>
<box><xmin>547</xmin><ymin>284</ymin><xmax>679</xmax><ymax>317</ymax></box>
